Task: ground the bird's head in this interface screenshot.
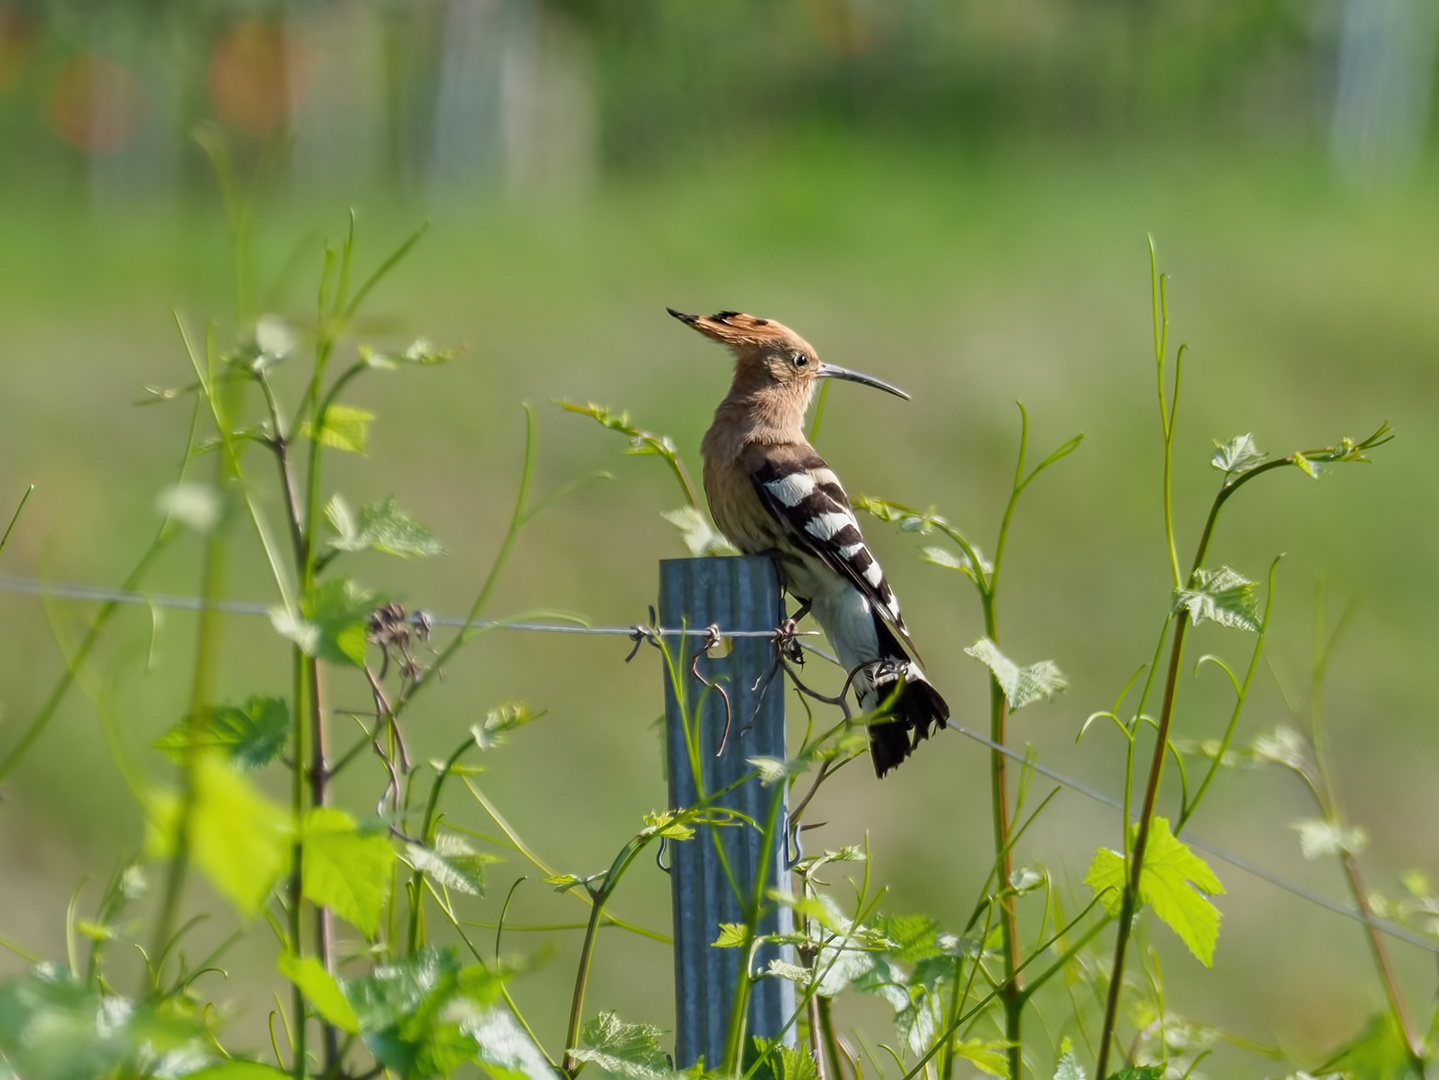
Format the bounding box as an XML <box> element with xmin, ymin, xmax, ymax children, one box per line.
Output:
<box><xmin>667</xmin><ymin>308</ymin><xmax>909</xmax><ymax>405</ymax></box>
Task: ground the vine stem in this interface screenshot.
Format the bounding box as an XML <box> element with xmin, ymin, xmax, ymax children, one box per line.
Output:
<box><xmin>1094</xmin><ymin>433</ymin><xmax>1390</xmax><ymax>1077</ymax></box>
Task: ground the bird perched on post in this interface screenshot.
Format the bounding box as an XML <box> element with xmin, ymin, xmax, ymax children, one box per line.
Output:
<box><xmin>669</xmin><ymin>308</ymin><xmax>949</xmax><ymax>776</ymax></box>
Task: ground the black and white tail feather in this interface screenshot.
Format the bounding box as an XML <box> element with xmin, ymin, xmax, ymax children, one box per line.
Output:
<box><xmin>751</xmin><ymin>448</ymin><xmax>950</xmax><ymax>777</ymax></box>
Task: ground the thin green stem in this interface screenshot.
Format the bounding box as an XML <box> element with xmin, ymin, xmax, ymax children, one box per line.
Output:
<box><xmin>562</xmin><ymin>894</ymin><xmax>607</xmax><ymax>1076</ymax></box>
<box><xmin>723</xmin><ymin>783</ymin><xmax>786</xmax><ymax>1075</ymax></box>
<box><xmin>1178</xmin><ymin>558</ymin><xmax>1280</xmax><ymax>830</ymax></box>
<box><xmin>0</xmin><ymin>484</ymin><xmax>33</xmax><ymax>558</ymax></box>
<box><xmin>0</xmin><ymin>396</ymin><xmax>203</xmax><ymax>781</ymax></box>
<box><xmin>1095</xmin><ymin>432</ymin><xmax>1386</xmax><ymax>1076</ymax></box>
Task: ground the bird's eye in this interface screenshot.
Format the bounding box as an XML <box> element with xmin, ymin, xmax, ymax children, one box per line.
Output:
<box><xmin>792</xmin><ymin>352</ymin><xmax>810</xmax><ymax>368</ymax></box>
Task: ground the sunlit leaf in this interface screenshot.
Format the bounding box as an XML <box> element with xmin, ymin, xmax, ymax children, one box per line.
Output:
<box><xmin>1292</xmin><ymin>818</ymin><xmax>1368</xmax><ymax>861</ymax></box>
<box><xmin>326</xmin><ymin>494</ymin><xmax>445</xmax><ymax>558</ymax></box>
<box><xmin>341</xmin><ymin>947</ymin><xmax>508</xmax><ymax>1078</ymax></box>
<box><xmin>0</xmin><ymin>967</ymin><xmax>208</xmax><ymax>1080</ymax></box>
<box><xmin>1172</xmin><ymin>566</ymin><xmax>1261</xmax><ymax>632</ymax></box>
<box><xmin>765</xmin><ymin>959</ymin><xmax>813</xmax><ymax>988</ymax></box>
<box><xmin>919</xmin><ymin>544</ymin><xmax>990</xmax><ymax>579</ymax></box>
<box><xmin>1053</xmin><ymin>1038</ymin><xmax>1086</xmax><ymax>1080</ymax></box>
<box><xmin>148</xmin><ymin>754</ymin><xmax>293</xmax><ymax>917</ymax></box>
<box><xmin>1109</xmin><ymin>1069</ymin><xmax>1163</xmax><ymax>1080</ymax></box>
<box><xmin>1251</xmin><ymin>726</ymin><xmax>1308</xmax><ymax>772</ymax></box>
<box><xmin>642</xmin><ymin>810</ymin><xmax>694</xmax><ymax>841</ymax></box>
<box><xmin>1009</xmin><ymin>866</ymin><xmax>1044</xmax><ymax>894</ymax></box>
<box><xmin>1210</xmin><ymin>433</ymin><xmax>1265</xmax><ymax>475</ymax></box>
<box><xmin>464</xmin><ymin>1006</ymin><xmax>553</xmax><ymax>1080</ymax></box>
<box><xmin>952</xmin><ymin>1039</ymin><xmax>1011</xmax><ymax>1078</ymax></box>
<box><xmin>569</xmin><ymin>1012</ymin><xmax>672</xmax><ymax>1079</ymax></box>
<box><xmin>360</xmin><ymin>339</ymin><xmax>460</xmax><ymax>369</ymax></box>
<box><xmin>1292</xmin><ymin>450</ymin><xmax>1321</xmax><ymax>479</ymax></box>
<box><xmin>187</xmin><ymin>1063</ymin><xmax>292</xmax><ymax>1079</ymax></box>
<box><xmin>774</xmin><ymin>1046</ymin><xmax>820</xmax><ymax>1080</ymax></box>
<box><xmin>660</xmin><ymin>506</ymin><xmax>738</xmax><ymax>557</ymax></box>
<box><xmin>153</xmin><ymin>695</ymin><xmax>289</xmax><ymax>772</ymax></box>
<box><xmin>964</xmin><ymin>638</ymin><xmax>1067</xmax><ymax>710</ymax></box>
<box><xmin>303</xmin><ymin>807</ymin><xmax>395</xmax><ymax>936</ymax></box>
<box><xmin>302</xmin><ymin>403</ymin><xmax>375</xmax><ymax>454</ymax></box>
<box><xmin>1084</xmin><ymin>818</ymin><xmax>1225</xmax><ymax>966</ymax></box>
<box><xmin>747</xmin><ymin>756</ymin><xmax>804</xmax><ymax>786</ymax></box>
<box><xmin>303</xmin><ymin>577</ymin><xmax>377</xmax><ymax>667</ymax></box>
<box><xmin>471</xmin><ymin>702</ymin><xmax>543</xmax><ymax>751</ymax></box>
<box><xmin>278</xmin><ymin>952</ymin><xmax>360</xmax><ymax>1033</ymax></box>
<box><xmin>405</xmin><ymin>833</ymin><xmax>500</xmax><ymax>897</ymax></box>
<box><xmin>712</xmin><ymin>923</ymin><xmax>747</xmax><ymax>948</ymax></box>
<box><xmin>872</xmin><ymin>914</ymin><xmax>950</xmax><ymax>963</ymax></box>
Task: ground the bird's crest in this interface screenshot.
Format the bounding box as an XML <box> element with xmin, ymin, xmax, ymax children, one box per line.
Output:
<box><xmin>667</xmin><ymin>308</ymin><xmax>805</xmax><ymax>351</ymax></box>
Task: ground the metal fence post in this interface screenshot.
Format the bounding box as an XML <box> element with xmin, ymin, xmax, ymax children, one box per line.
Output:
<box><xmin>660</xmin><ymin>556</ymin><xmax>797</xmax><ymax>1071</ymax></box>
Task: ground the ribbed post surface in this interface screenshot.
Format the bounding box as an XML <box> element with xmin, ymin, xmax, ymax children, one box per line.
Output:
<box><xmin>660</xmin><ymin>556</ymin><xmax>796</xmax><ymax>1071</ymax></box>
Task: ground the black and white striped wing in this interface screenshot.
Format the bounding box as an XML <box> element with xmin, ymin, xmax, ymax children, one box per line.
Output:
<box><xmin>749</xmin><ymin>449</ymin><xmax>913</xmax><ymax>646</ymax></box>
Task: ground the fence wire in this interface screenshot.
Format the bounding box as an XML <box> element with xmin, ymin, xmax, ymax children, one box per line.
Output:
<box><xmin>1</xmin><ymin>572</ymin><xmax>1435</xmax><ymax>956</ymax></box>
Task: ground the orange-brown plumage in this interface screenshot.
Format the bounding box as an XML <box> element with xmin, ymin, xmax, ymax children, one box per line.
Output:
<box><xmin>669</xmin><ymin>307</ymin><xmax>949</xmax><ymax>776</ymax></box>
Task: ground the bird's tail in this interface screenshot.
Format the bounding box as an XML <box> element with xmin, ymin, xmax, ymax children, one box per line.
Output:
<box><xmin>863</xmin><ymin>616</ymin><xmax>950</xmax><ymax>778</ymax></box>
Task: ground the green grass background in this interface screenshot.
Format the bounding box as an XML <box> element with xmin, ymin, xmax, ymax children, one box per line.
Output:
<box><xmin>2</xmin><ymin>138</ymin><xmax>1438</xmax><ymax>1074</ymax></box>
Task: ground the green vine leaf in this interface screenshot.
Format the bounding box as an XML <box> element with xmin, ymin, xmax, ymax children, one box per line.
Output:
<box><xmin>303</xmin><ymin>577</ymin><xmax>378</xmax><ymax>667</ymax></box>
<box><xmin>360</xmin><ymin>339</ymin><xmax>460</xmax><ymax>369</ymax></box>
<box><xmin>0</xmin><ymin>969</ymin><xmax>209</xmax><ymax>1079</ymax></box>
<box><xmin>1172</xmin><ymin>566</ymin><xmax>1261</xmax><ymax>632</ymax></box>
<box><xmin>145</xmin><ymin>755</ymin><xmax>293</xmax><ymax>917</ymax></box>
<box><xmin>152</xmin><ymin>695</ymin><xmax>289</xmax><ymax>772</ymax></box>
<box><xmin>405</xmin><ymin>833</ymin><xmax>501</xmax><ymax>897</ymax></box>
<box><xmin>1251</xmin><ymin>726</ymin><xmax>1309</xmax><ymax>772</ymax></box>
<box><xmin>278</xmin><ymin>952</ymin><xmax>360</xmax><ymax>1033</ymax></box>
<box><xmin>1292</xmin><ymin>450</ymin><xmax>1321</xmax><ymax>479</ymax></box>
<box><xmin>712</xmin><ymin>923</ymin><xmax>747</xmax><ymax>948</ymax></box>
<box><xmin>775</xmin><ymin>1046</ymin><xmax>820</xmax><ymax>1080</ymax></box>
<box><xmin>341</xmin><ymin>947</ymin><xmax>514</xmax><ymax>1078</ymax></box>
<box><xmin>1084</xmin><ymin>818</ymin><xmax>1225</xmax><ymax>966</ymax></box>
<box><xmin>302</xmin><ymin>807</ymin><xmax>395</xmax><ymax>936</ymax></box>
<box><xmin>660</xmin><ymin>506</ymin><xmax>737</xmax><ymax>557</ymax></box>
<box><xmin>302</xmin><ymin>403</ymin><xmax>375</xmax><ymax>454</ymax></box>
<box><xmin>187</xmin><ymin>1063</ymin><xmax>292</xmax><ymax>1078</ymax></box>
<box><xmin>1052</xmin><ymin>1038</ymin><xmax>1086</xmax><ymax>1080</ymax></box>
<box><xmin>569</xmin><ymin>1012</ymin><xmax>673</xmax><ymax>1079</ymax></box>
<box><xmin>1210</xmin><ymin>433</ymin><xmax>1265</xmax><ymax>475</ymax></box>
<box><xmin>1292</xmin><ymin>818</ymin><xmax>1368</xmax><ymax>860</ymax></box>
<box><xmin>952</xmin><ymin>1039</ymin><xmax>1012</xmax><ymax>1077</ymax></box>
<box><xmin>964</xmin><ymin>638</ymin><xmax>1067</xmax><ymax>709</ymax></box>
<box><xmin>326</xmin><ymin>494</ymin><xmax>446</xmax><ymax>557</ymax></box>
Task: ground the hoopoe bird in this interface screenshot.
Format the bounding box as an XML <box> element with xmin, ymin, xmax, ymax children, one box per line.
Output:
<box><xmin>669</xmin><ymin>308</ymin><xmax>949</xmax><ymax>777</ymax></box>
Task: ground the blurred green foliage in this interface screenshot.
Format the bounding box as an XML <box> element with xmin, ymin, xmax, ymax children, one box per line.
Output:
<box><xmin>0</xmin><ymin>1</ymin><xmax>1437</xmax><ymax>1075</ymax></box>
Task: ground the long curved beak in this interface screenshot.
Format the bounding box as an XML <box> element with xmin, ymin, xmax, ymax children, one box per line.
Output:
<box><xmin>816</xmin><ymin>362</ymin><xmax>910</xmax><ymax>400</ymax></box>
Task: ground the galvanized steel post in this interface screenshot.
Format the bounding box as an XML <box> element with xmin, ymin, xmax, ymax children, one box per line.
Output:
<box><xmin>659</xmin><ymin>556</ymin><xmax>797</xmax><ymax>1070</ymax></box>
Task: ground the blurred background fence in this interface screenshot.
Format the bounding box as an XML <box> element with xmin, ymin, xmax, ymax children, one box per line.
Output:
<box><xmin>1</xmin><ymin>0</ymin><xmax>1436</xmax><ymax>201</ymax></box>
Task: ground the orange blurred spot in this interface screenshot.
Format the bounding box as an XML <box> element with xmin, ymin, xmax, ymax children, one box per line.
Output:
<box><xmin>0</xmin><ymin>4</ymin><xmax>36</xmax><ymax>95</ymax></box>
<box><xmin>210</xmin><ymin>18</ymin><xmax>305</xmax><ymax>137</ymax></box>
<box><xmin>49</xmin><ymin>54</ymin><xmax>147</xmax><ymax>152</ymax></box>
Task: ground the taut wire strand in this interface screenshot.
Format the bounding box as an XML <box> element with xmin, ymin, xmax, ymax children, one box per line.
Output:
<box><xmin>0</xmin><ymin>572</ymin><xmax>1433</xmax><ymax>955</ymax></box>
<box><xmin>0</xmin><ymin>575</ymin><xmax>807</xmax><ymax>638</ymax></box>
